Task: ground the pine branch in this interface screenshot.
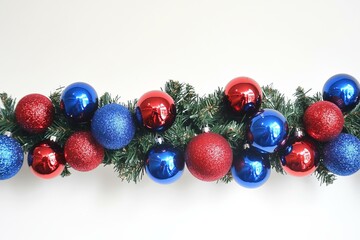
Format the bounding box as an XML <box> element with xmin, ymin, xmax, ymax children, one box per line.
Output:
<box><xmin>314</xmin><ymin>163</ymin><xmax>336</xmax><ymax>186</ymax></box>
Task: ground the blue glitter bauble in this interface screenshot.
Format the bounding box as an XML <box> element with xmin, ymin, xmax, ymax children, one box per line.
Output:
<box><xmin>246</xmin><ymin>109</ymin><xmax>288</xmax><ymax>153</ymax></box>
<box><xmin>0</xmin><ymin>135</ymin><xmax>24</xmax><ymax>180</ymax></box>
<box><xmin>323</xmin><ymin>73</ymin><xmax>360</xmax><ymax>112</ymax></box>
<box><xmin>145</xmin><ymin>144</ymin><xmax>184</xmax><ymax>184</ymax></box>
<box><xmin>60</xmin><ymin>82</ymin><xmax>98</xmax><ymax>123</ymax></box>
<box><xmin>91</xmin><ymin>103</ymin><xmax>136</xmax><ymax>150</ymax></box>
<box><xmin>231</xmin><ymin>147</ymin><xmax>271</xmax><ymax>188</ymax></box>
<box><xmin>323</xmin><ymin>133</ymin><xmax>360</xmax><ymax>176</ymax></box>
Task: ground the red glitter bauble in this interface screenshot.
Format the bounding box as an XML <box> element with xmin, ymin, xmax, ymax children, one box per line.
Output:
<box><xmin>64</xmin><ymin>131</ymin><xmax>104</xmax><ymax>172</ymax></box>
<box><xmin>224</xmin><ymin>77</ymin><xmax>262</xmax><ymax>116</ymax></box>
<box><xmin>28</xmin><ymin>140</ymin><xmax>65</xmax><ymax>179</ymax></box>
<box><xmin>283</xmin><ymin>140</ymin><xmax>318</xmax><ymax>177</ymax></box>
<box><xmin>185</xmin><ymin>132</ymin><xmax>233</xmax><ymax>181</ymax></box>
<box><xmin>303</xmin><ymin>101</ymin><xmax>344</xmax><ymax>142</ymax></box>
<box><xmin>15</xmin><ymin>94</ymin><xmax>54</xmax><ymax>134</ymax></box>
<box><xmin>135</xmin><ymin>90</ymin><xmax>176</xmax><ymax>131</ymax></box>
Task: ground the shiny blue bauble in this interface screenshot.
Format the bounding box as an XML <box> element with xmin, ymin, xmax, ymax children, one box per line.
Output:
<box><xmin>91</xmin><ymin>103</ymin><xmax>136</xmax><ymax>150</ymax></box>
<box><xmin>0</xmin><ymin>135</ymin><xmax>24</xmax><ymax>180</ymax></box>
<box><xmin>323</xmin><ymin>73</ymin><xmax>360</xmax><ymax>112</ymax></box>
<box><xmin>60</xmin><ymin>82</ymin><xmax>98</xmax><ymax>123</ymax></box>
<box><xmin>246</xmin><ymin>109</ymin><xmax>288</xmax><ymax>153</ymax></box>
<box><xmin>145</xmin><ymin>144</ymin><xmax>184</xmax><ymax>184</ymax></box>
<box><xmin>323</xmin><ymin>133</ymin><xmax>360</xmax><ymax>176</ymax></box>
<box><xmin>231</xmin><ymin>147</ymin><xmax>271</xmax><ymax>188</ymax></box>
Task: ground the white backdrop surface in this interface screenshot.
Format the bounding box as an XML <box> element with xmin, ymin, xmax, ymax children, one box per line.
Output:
<box><xmin>1</xmin><ymin>1</ymin><xmax>360</xmax><ymax>239</ymax></box>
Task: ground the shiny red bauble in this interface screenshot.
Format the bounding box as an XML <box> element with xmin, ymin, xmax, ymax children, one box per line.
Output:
<box><xmin>185</xmin><ymin>132</ymin><xmax>233</xmax><ymax>182</ymax></box>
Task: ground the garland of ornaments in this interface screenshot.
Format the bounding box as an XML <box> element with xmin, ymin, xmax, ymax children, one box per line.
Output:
<box><xmin>0</xmin><ymin>74</ymin><xmax>359</xmax><ymax>188</ymax></box>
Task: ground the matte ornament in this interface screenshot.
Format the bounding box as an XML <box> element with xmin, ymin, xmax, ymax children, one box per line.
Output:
<box><xmin>231</xmin><ymin>147</ymin><xmax>270</xmax><ymax>188</ymax></box>
<box><xmin>224</xmin><ymin>76</ymin><xmax>262</xmax><ymax>116</ymax></box>
<box><xmin>323</xmin><ymin>133</ymin><xmax>360</xmax><ymax>176</ymax></box>
<box><xmin>60</xmin><ymin>82</ymin><xmax>98</xmax><ymax>123</ymax></box>
<box><xmin>282</xmin><ymin>140</ymin><xmax>318</xmax><ymax>177</ymax></box>
<box><xmin>64</xmin><ymin>131</ymin><xmax>104</xmax><ymax>172</ymax></box>
<box><xmin>185</xmin><ymin>132</ymin><xmax>232</xmax><ymax>182</ymax></box>
<box><xmin>135</xmin><ymin>90</ymin><xmax>176</xmax><ymax>131</ymax></box>
<box><xmin>91</xmin><ymin>103</ymin><xmax>136</xmax><ymax>150</ymax></box>
<box><xmin>246</xmin><ymin>109</ymin><xmax>288</xmax><ymax>153</ymax></box>
<box><xmin>28</xmin><ymin>140</ymin><xmax>65</xmax><ymax>179</ymax></box>
<box><xmin>303</xmin><ymin>101</ymin><xmax>344</xmax><ymax>142</ymax></box>
<box><xmin>15</xmin><ymin>93</ymin><xmax>54</xmax><ymax>134</ymax></box>
<box><xmin>323</xmin><ymin>73</ymin><xmax>360</xmax><ymax>112</ymax></box>
<box><xmin>0</xmin><ymin>135</ymin><xmax>24</xmax><ymax>180</ymax></box>
<box><xmin>145</xmin><ymin>144</ymin><xmax>184</xmax><ymax>184</ymax></box>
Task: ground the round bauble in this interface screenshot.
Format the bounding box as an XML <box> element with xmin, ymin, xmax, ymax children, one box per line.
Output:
<box><xmin>0</xmin><ymin>135</ymin><xmax>24</xmax><ymax>180</ymax></box>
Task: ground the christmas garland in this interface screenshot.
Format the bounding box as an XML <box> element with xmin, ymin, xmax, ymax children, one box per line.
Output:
<box><xmin>0</xmin><ymin>74</ymin><xmax>359</xmax><ymax>187</ymax></box>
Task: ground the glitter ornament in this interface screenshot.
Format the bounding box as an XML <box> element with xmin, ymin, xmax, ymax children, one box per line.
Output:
<box><xmin>323</xmin><ymin>73</ymin><xmax>360</xmax><ymax>112</ymax></box>
<box><xmin>27</xmin><ymin>139</ymin><xmax>65</xmax><ymax>179</ymax></box>
<box><xmin>60</xmin><ymin>82</ymin><xmax>98</xmax><ymax>123</ymax></box>
<box><xmin>323</xmin><ymin>133</ymin><xmax>360</xmax><ymax>176</ymax></box>
<box><xmin>303</xmin><ymin>101</ymin><xmax>344</xmax><ymax>142</ymax></box>
<box><xmin>224</xmin><ymin>76</ymin><xmax>262</xmax><ymax>116</ymax></box>
<box><xmin>64</xmin><ymin>131</ymin><xmax>104</xmax><ymax>172</ymax></box>
<box><xmin>91</xmin><ymin>103</ymin><xmax>136</xmax><ymax>150</ymax></box>
<box><xmin>15</xmin><ymin>93</ymin><xmax>54</xmax><ymax>134</ymax></box>
<box><xmin>185</xmin><ymin>132</ymin><xmax>232</xmax><ymax>182</ymax></box>
<box><xmin>135</xmin><ymin>90</ymin><xmax>176</xmax><ymax>131</ymax></box>
<box><xmin>246</xmin><ymin>109</ymin><xmax>288</xmax><ymax>153</ymax></box>
<box><xmin>0</xmin><ymin>135</ymin><xmax>24</xmax><ymax>180</ymax></box>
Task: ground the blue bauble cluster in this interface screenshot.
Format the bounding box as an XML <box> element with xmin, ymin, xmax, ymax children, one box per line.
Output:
<box><xmin>0</xmin><ymin>135</ymin><xmax>24</xmax><ymax>180</ymax></box>
<box><xmin>323</xmin><ymin>73</ymin><xmax>360</xmax><ymax>112</ymax></box>
<box><xmin>91</xmin><ymin>103</ymin><xmax>136</xmax><ymax>150</ymax></box>
<box><xmin>323</xmin><ymin>133</ymin><xmax>360</xmax><ymax>176</ymax></box>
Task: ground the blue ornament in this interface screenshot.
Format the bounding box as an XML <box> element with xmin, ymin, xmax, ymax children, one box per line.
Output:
<box><xmin>323</xmin><ymin>133</ymin><xmax>360</xmax><ymax>176</ymax></box>
<box><xmin>246</xmin><ymin>109</ymin><xmax>288</xmax><ymax>153</ymax></box>
<box><xmin>323</xmin><ymin>73</ymin><xmax>360</xmax><ymax>112</ymax></box>
<box><xmin>91</xmin><ymin>103</ymin><xmax>136</xmax><ymax>150</ymax></box>
<box><xmin>60</xmin><ymin>82</ymin><xmax>98</xmax><ymax>123</ymax></box>
<box><xmin>231</xmin><ymin>147</ymin><xmax>271</xmax><ymax>188</ymax></box>
<box><xmin>145</xmin><ymin>144</ymin><xmax>184</xmax><ymax>184</ymax></box>
<box><xmin>0</xmin><ymin>135</ymin><xmax>24</xmax><ymax>180</ymax></box>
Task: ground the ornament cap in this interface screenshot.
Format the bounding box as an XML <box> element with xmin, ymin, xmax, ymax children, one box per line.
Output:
<box><xmin>155</xmin><ymin>135</ymin><xmax>164</xmax><ymax>145</ymax></box>
<box><xmin>202</xmin><ymin>126</ymin><xmax>211</xmax><ymax>133</ymax></box>
<box><xmin>3</xmin><ymin>131</ymin><xmax>12</xmax><ymax>137</ymax></box>
<box><xmin>49</xmin><ymin>136</ymin><xmax>57</xmax><ymax>142</ymax></box>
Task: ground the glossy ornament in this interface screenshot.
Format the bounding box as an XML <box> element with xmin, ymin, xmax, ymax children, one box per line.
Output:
<box><xmin>282</xmin><ymin>140</ymin><xmax>318</xmax><ymax>177</ymax></box>
<box><xmin>323</xmin><ymin>133</ymin><xmax>360</xmax><ymax>176</ymax></box>
<box><xmin>28</xmin><ymin>140</ymin><xmax>65</xmax><ymax>179</ymax></box>
<box><xmin>303</xmin><ymin>101</ymin><xmax>344</xmax><ymax>142</ymax></box>
<box><xmin>185</xmin><ymin>132</ymin><xmax>232</xmax><ymax>182</ymax></box>
<box><xmin>231</xmin><ymin>147</ymin><xmax>270</xmax><ymax>188</ymax></box>
<box><xmin>135</xmin><ymin>90</ymin><xmax>176</xmax><ymax>131</ymax></box>
<box><xmin>60</xmin><ymin>82</ymin><xmax>98</xmax><ymax>123</ymax></box>
<box><xmin>224</xmin><ymin>76</ymin><xmax>262</xmax><ymax>116</ymax></box>
<box><xmin>323</xmin><ymin>73</ymin><xmax>360</xmax><ymax>112</ymax></box>
<box><xmin>15</xmin><ymin>93</ymin><xmax>54</xmax><ymax>134</ymax></box>
<box><xmin>246</xmin><ymin>109</ymin><xmax>288</xmax><ymax>153</ymax></box>
<box><xmin>0</xmin><ymin>135</ymin><xmax>24</xmax><ymax>180</ymax></box>
<box><xmin>64</xmin><ymin>131</ymin><xmax>104</xmax><ymax>172</ymax></box>
<box><xmin>145</xmin><ymin>144</ymin><xmax>184</xmax><ymax>184</ymax></box>
<box><xmin>91</xmin><ymin>103</ymin><xmax>136</xmax><ymax>149</ymax></box>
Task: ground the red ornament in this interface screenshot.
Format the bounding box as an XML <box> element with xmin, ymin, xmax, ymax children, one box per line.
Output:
<box><xmin>135</xmin><ymin>90</ymin><xmax>176</xmax><ymax>131</ymax></box>
<box><xmin>283</xmin><ymin>140</ymin><xmax>318</xmax><ymax>177</ymax></box>
<box><xmin>15</xmin><ymin>94</ymin><xmax>54</xmax><ymax>134</ymax></box>
<box><xmin>224</xmin><ymin>77</ymin><xmax>262</xmax><ymax>116</ymax></box>
<box><xmin>64</xmin><ymin>131</ymin><xmax>104</xmax><ymax>172</ymax></box>
<box><xmin>185</xmin><ymin>132</ymin><xmax>233</xmax><ymax>181</ymax></box>
<box><xmin>28</xmin><ymin>140</ymin><xmax>65</xmax><ymax>179</ymax></box>
<box><xmin>303</xmin><ymin>101</ymin><xmax>344</xmax><ymax>142</ymax></box>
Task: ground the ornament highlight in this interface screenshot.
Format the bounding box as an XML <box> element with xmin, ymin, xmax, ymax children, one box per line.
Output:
<box><xmin>323</xmin><ymin>73</ymin><xmax>360</xmax><ymax>112</ymax></box>
<box><xmin>135</xmin><ymin>90</ymin><xmax>176</xmax><ymax>131</ymax></box>
<box><xmin>323</xmin><ymin>133</ymin><xmax>360</xmax><ymax>176</ymax></box>
<box><xmin>0</xmin><ymin>135</ymin><xmax>24</xmax><ymax>180</ymax></box>
<box><xmin>15</xmin><ymin>93</ymin><xmax>54</xmax><ymax>134</ymax></box>
<box><xmin>60</xmin><ymin>82</ymin><xmax>98</xmax><ymax>123</ymax></box>
<box><xmin>91</xmin><ymin>103</ymin><xmax>136</xmax><ymax>149</ymax></box>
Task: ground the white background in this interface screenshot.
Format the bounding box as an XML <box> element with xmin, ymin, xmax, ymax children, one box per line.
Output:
<box><xmin>1</xmin><ymin>0</ymin><xmax>360</xmax><ymax>239</ymax></box>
